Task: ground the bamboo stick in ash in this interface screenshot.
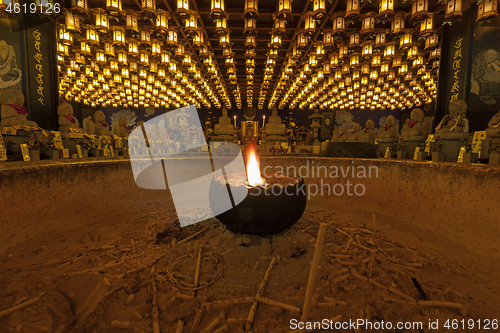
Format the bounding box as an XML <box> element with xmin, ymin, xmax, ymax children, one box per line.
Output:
<box><xmin>244</xmin><ymin>257</ymin><xmax>277</xmax><ymax>331</ymax></box>
<box><xmin>151</xmin><ymin>267</ymin><xmax>160</xmax><ymax>333</ymax></box>
<box><xmin>300</xmin><ymin>223</ymin><xmax>328</xmax><ymax>332</ymax></box>
<box><xmin>0</xmin><ymin>292</ymin><xmax>46</xmax><ymax>318</ymax></box>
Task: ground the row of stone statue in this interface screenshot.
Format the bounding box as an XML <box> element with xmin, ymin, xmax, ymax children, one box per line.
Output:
<box><xmin>0</xmin><ymin>88</ymin><xmax>132</xmax><ymax>139</ymax></box>
<box><xmin>327</xmin><ymin>99</ymin><xmax>476</xmax><ymax>144</ymax></box>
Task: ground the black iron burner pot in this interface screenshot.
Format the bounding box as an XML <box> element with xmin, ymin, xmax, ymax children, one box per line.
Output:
<box><xmin>209</xmin><ymin>173</ymin><xmax>307</xmax><ymax>235</ymax></box>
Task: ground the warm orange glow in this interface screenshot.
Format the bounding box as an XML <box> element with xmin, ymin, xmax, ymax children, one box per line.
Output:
<box><xmin>246</xmin><ymin>143</ymin><xmax>264</xmax><ymax>186</ymax></box>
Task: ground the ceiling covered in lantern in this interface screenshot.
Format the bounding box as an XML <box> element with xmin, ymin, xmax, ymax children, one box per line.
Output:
<box><xmin>56</xmin><ymin>0</ymin><xmax>468</xmax><ymax>110</ymax></box>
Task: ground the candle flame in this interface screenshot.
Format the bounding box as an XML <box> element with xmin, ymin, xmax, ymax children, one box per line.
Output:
<box><xmin>246</xmin><ymin>143</ymin><xmax>264</xmax><ymax>186</ymax></box>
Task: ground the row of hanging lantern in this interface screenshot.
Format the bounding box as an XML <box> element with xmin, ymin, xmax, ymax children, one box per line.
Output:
<box><xmin>268</xmin><ymin>0</ymin><xmax>445</xmax><ymax>110</ymax></box>
<box><xmin>260</xmin><ymin>0</ymin><xmax>296</xmax><ymax>109</ymax></box>
<box><xmin>203</xmin><ymin>0</ymin><xmax>241</xmax><ymax>108</ymax></box>
<box><xmin>56</xmin><ymin>0</ymin><xmax>224</xmax><ymax>109</ymax></box>
<box><xmin>244</xmin><ymin>0</ymin><xmax>259</xmax><ymax>108</ymax></box>
<box><xmin>177</xmin><ymin>0</ymin><xmax>230</xmax><ymax>109</ymax></box>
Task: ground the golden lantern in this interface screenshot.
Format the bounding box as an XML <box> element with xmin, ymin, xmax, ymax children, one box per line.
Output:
<box><xmin>210</xmin><ymin>0</ymin><xmax>225</xmax><ymax>18</ymax></box>
<box><xmin>193</xmin><ymin>31</ymin><xmax>204</xmax><ymax>47</ymax></box>
<box><xmin>220</xmin><ymin>34</ymin><xmax>231</xmax><ymax>48</ymax></box>
<box><xmin>399</xmin><ymin>62</ymin><xmax>408</xmax><ymax>74</ymax></box>
<box><xmin>361</xmin><ymin>13</ymin><xmax>376</xmax><ymax>35</ymax></box>
<box><xmin>375</xmin><ymin>32</ymin><xmax>386</xmax><ymax>46</ymax></box>
<box><xmin>70</xmin><ymin>0</ymin><xmax>88</xmax><ymax>15</ymax></box>
<box><xmin>276</xmin><ymin>0</ymin><xmax>292</xmax><ymax>20</ymax></box>
<box><xmin>245</xmin><ymin>35</ymin><xmax>256</xmax><ymax>48</ymax></box>
<box><xmin>411</xmin><ymin>0</ymin><xmax>429</xmax><ymax>21</ymax></box>
<box><xmin>150</xmin><ymin>61</ymin><xmax>158</xmax><ymax>73</ymax></box>
<box><xmin>96</xmin><ymin>50</ymin><xmax>106</xmax><ymax>64</ymax></box>
<box><xmin>362</xmin><ymin>41</ymin><xmax>373</xmax><ymax>57</ymax></box>
<box><xmin>380</xmin><ymin>63</ymin><xmax>389</xmax><ymax>74</ymax></box>
<box><xmin>477</xmin><ymin>0</ymin><xmax>498</xmax><ymax>20</ymax></box>
<box><xmin>245</xmin><ymin>18</ymin><xmax>258</xmax><ymax>35</ymax></box>
<box><xmin>346</xmin><ymin>0</ymin><xmax>360</xmax><ymax>18</ymax></box>
<box><xmin>445</xmin><ymin>0</ymin><xmax>462</xmax><ymax>21</ymax></box>
<box><xmin>112</xmin><ymin>26</ymin><xmax>126</xmax><ymax>47</ymax></box>
<box><xmin>323</xmin><ymin>62</ymin><xmax>331</xmax><ymax>74</ymax></box>
<box><xmin>309</xmin><ymin>54</ymin><xmax>318</xmax><ymax>67</ymax></box>
<box><xmin>59</xmin><ymin>27</ymin><xmax>73</xmax><ymax>45</ymax></box>
<box><xmin>86</xmin><ymin>25</ymin><xmax>100</xmax><ymax>45</ymax></box>
<box><xmin>361</xmin><ymin>76</ymin><xmax>368</xmax><ymax>85</ymax></box>
<box><xmin>387</xmin><ymin>70</ymin><xmax>395</xmax><ymax>81</ymax></box>
<box><xmin>379</xmin><ymin>0</ymin><xmax>394</xmax><ymax>16</ymax></box>
<box><xmin>65</xmin><ymin>11</ymin><xmax>81</xmax><ymax>33</ymax></box>
<box><xmin>104</xmin><ymin>41</ymin><xmax>115</xmax><ymax>57</ymax></box>
<box><xmin>167</xmin><ymin>29</ymin><xmax>178</xmax><ymax>47</ymax></box>
<box><xmin>57</xmin><ymin>43</ymin><xmax>69</xmax><ymax>56</ymax></box>
<box><xmin>177</xmin><ymin>0</ymin><xmax>189</xmax><ymax>16</ymax></box>
<box><xmin>400</xmin><ymin>33</ymin><xmax>412</xmax><ymax>49</ymax></box>
<box><xmin>297</xmin><ymin>31</ymin><xmax>308</xmax><ymax>48</ymax></box>
<box><xmin>243</xmin><ymin>0</ymin><xmax>258</xmax><ymax>18</ymax></box>
<box><xmin>110</xmin><ymin>60</ymin><xmax>119</xmax><ymax>72</ymax></box>
<box><xmin>141</xmin><ymin>0</ymin><xmax>156</xmax><ymax>18</ymax></box>
<box><xmin>412</xmin><ymin>54</ymin><xmax>424</xmax><ymax>68</ymax></box>
<box><xmin>420</xmin><ymin>15</ymin><xmax>433</xmax><ymax>36</ymax></box>
<box><xmin>125</xmin><ymin>10</ymin><xmax>139</xmax><ymax>32</ymax></box>
<box><xmin>175</xmin><ymin>43</ymin><xmax>185</xmax><ymax>58</ymax></box>
<box><xmin>117</xmin><ymin>50</ymin><xmax>127</xmax><ymax>64</ymax></box>
<box><xmin>349</xmin><ymin>32</ymin><xmax>360</xmax><ymax>47</ymax></box>
<box><xmin>304</xmin><ymin>12</ymin><xmax>316</xmax><ymax>36</ymax></box>
<box><xmin>151</xmin><ymin>39</ymin><xmax>161</xmax><ymax>56</ymax></box>
<box><xmin>93</xmin><ymin>8</ymin><xmax>109</xmax><ymax>33</ymax></box>
<box><xmin>392</xmin><ymin>12</ymin><xmax>406</xmax><ymax>34</ymax></box>
<box><xmin>214</xmin><ymin>17</ymin><xmax>228</xmax><ymax>34</ymax></box>
<box><xmin>384</xmin><ymin>44</ymin><xmax>395</xmax><ymax>58</ymax></box>
<box><xmin>106</xmin><ymin>0</ymin><xmax>122</xmax><ymax>16</ymax></box>
<box><xmin>315</xmin><ymin>42</ymin><xmax>325</xmax><ymax>58</ymax></box>
<box><xmin>407</xmin><ymin>44</ymin><xmax>418</xmax><ymax>59</ymax></box>
<box><xmin>313</xmin><ymin>0</ymin><xmax>326</xmax><ymax>20</ymax></box>
<box><xmin>339</xmin><ymin>44</ymin><xmax>349</xmax><ymax>58</ymax></box>
<box><xmin>429</xmin><ymin>47</ymin><xmax>440</xmax><ymax>59</ymax></box>
<box><xmin>155</xmin><ymin>9</ymin><xmax>169</xmax><ymax>33</ymax></box>
<box><xmin>271</xmin><ymin>34</ymin><xmax>282</xmax><ymax>48</ymax></box>
<box><xmin>140</xmin><ymin>29</ymin><xmax>151</xmax><ymax>45</ymax></box>
<box><xmin>185</xmin><ymin>12</ymin><xmax>198</xmax><ymax>36</ymax></box>
<box><xmin>332</xmin><ymin>12</ymin><xmax>345</xmax><ymax>34</ymax></box>
<box><xmin>424</xmin><ymin>32</ymin><xmax>439</xmax><ymax>49</ymax></box>
<box><xmin>272</xmin><ymin>18</ymin><xmax>286</xmax><ymax>35</ymax></box>
<box><xmin>372</xmin><ymin>55</ymin><xmax>381</xmax><ymax>66</ymax></box>
<box><xmin>350</xmin><ymin>54</ymin><xmax>360</xmax><ymax>67</ymax></box>
<box><xmin>323</xmin><ymin>29</ymin><xmax>334</xmax><ymax>48</ymax></box>
<box><xmin>392</xmin><ymin>54</ymin><xmax>402</xmax><ymax>67</ymax></box>
<box><xmin>128</xmin><ymin>39</ymin><xmax>139</xmax><ymax>57</ymax></box>
<box><xmin>361</xmin><ymin>62</ymin><xmax>370</xmax><ymax>74</ymax></box>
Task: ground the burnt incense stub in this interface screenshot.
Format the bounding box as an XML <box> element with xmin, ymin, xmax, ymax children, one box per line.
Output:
<box><xmin>209</xmin><ymin>173</ymin><xmax>307</xmax><ymax>235</ymax></box>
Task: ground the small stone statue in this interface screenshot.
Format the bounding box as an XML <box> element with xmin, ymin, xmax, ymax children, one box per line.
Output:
<box><xmin>112</xmin><ymin>116</ymin><xmax>130</xmax><ymax>137</ymax></box>
<box><xmin>330</xmin><ymin>125</ymin><xmax>340</xmax><ymax>142</ymax></box>
<box><xmin>83</xmin><ymin>116</ymin><xmax>95</xmax><ymax>135</ymax></box>
<box><xmin>486</xmin><ymin>110</ymin><xmax>500</xmax><ymax>138</ymax></box>
<box><xmin>347</xmin><ymin>122</ymin><xmax>361</xmax><ymax>142</ymax></box>
<box><xmin>214</xmin><ymin>107</ymin><xmax>235</xmax><ymax>135</ymax></box>
<box><xmin>401</xmin><ymin>108</ymin><xmax>425</xmax><ymax>141</ymax></box>
<box><xmin>377</xmin><ymin>115</ymin><xmax>399</xmax><ymax>142</ymax></box>
<box><xmin>434</xmin><ymin>99</ymin><xmax>469</xmax><ymax>140</ymax></box>
<box><xmin>265</xmin><ymin>108</ymin><xmax>287</xmax><ymax>136</ymax></box>
<box><xmin>338</xmin><ymin>125</ymin><xmax>348</xmax><ymax>142</ymax></box>
<box><xmin>58</xmin><ymin>101</ymin><xmax>80</xmax><ymax>139</ymax></box>
<box><xmin>94</xmin><ymin>111</ymin><xmax>110</xmax><ymax>136</ymax></box>
<box><xmin>0</xmin><ymin>88</ymin><xmax>37</xmax><ymax>128</ymax></box>
<box><xmin>359</xmin><ymin>120</ymin><xmax>375</xmax><ymax>143</ymax></box>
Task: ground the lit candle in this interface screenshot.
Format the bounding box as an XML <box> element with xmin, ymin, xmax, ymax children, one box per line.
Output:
<box><xmin>263</xmin><ymin>115</ymin><xmax>266</xmax><ymax>127</ymax></box>
<box><xmin>234</xmin><ymin>115</ymin><xmax>236</xmax><ymax>127</ymax></box>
